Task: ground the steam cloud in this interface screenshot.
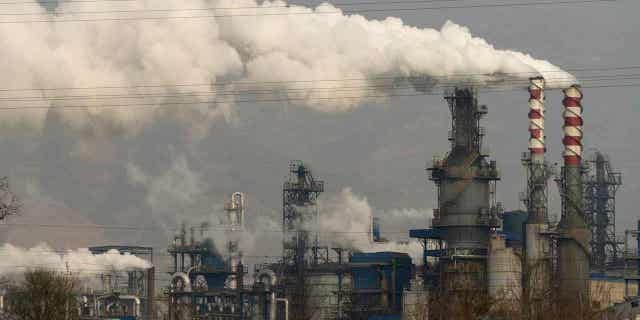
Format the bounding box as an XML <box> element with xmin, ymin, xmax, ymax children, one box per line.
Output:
<box><xmin>0</xmin><ymin>0</ymin><xmax>575</xmax><ymax>131</ymax></box>
<box><xmin>194</xmin><ymin>188</ymin><xmax>428</xmax><ymax>266</ymax></box>
<box><xmin>316</xmin><ymin>188</ymin><xmax>428</xmax><ymax>263</ymax></box>
<box><xmin>0</xmin><ymin>243</ymin><xmax>152</xmax><ymax>278</ymax></box>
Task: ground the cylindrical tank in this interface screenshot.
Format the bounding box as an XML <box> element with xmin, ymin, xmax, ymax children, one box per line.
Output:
<box><xmin>305</xmin><ymin>272</ymin><xmax>352</xmax><ymax>320</ymax></box>
<box><xmin>488</xmin><ymin>234</ymin><xmax>522</xmax><ymax>300</ymax></box>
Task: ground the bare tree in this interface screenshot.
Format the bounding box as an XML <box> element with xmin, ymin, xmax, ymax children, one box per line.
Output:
<box><xmin>0</xmin><ymin>177</ymin><xmax>20</xmax><ymax>221</ymax></box>
<box><xmin>6</xmin><ymin>269</ymin><xmax>78</xmax><ymax>320</ymax></box>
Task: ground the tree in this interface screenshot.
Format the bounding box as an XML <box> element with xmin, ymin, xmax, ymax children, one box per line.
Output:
<box><xmin>0</xmin><ymin>177</ymin><xmax>20</xmax><ymax>221</ymax></box>
<box><xmin>7</xmin><ymin>269</ymin><xmax>78</xmax><ymax>320</ymax></box>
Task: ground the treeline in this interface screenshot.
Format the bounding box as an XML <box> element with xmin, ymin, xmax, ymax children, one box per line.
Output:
<box><xmin>1</xmin><ymin>269</ymin><xmax>78</xmax><ymax>320</ymax></box>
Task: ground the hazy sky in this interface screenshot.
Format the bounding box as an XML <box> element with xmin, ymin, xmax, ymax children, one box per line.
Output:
<box><xmin>0</xmin><ymin>0</ymin><xmax>637</xmax><ymax>268</ymax></box>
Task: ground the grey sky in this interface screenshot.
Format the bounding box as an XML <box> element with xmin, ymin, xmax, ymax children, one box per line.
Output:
<box><xmin>0</xmin><ymin>0</ymin><xmax>638</xmax><ymax>266</ymax></box>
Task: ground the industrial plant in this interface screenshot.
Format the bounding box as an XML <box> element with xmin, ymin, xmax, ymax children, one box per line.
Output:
<box><xmin>1</xmin><ymin>80</ymin><xmax>639</xmax><ymax>320</ymax></box>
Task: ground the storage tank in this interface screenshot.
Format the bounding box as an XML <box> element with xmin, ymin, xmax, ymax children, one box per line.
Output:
<box><xmin>488</xmin><ymin>233</ymin><xmax>522</xmax><ymax>300</ymax></box>
<box><xmin>305</xmin><ymin>271</ymin><xmax>352</xmax><ymax>320</ymax></box>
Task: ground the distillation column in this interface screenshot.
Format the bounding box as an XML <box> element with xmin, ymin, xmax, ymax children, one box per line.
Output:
<box><xmin>429</xmin><ymin>88</ymin><xmax>500</xmax><ymax>292</ymax></box>
<box><xmin>523</xmin><ymin>77</ymin><xmax>551</xmax><ymax>301</ymax></box>
<box><xmin>557</xmin><ymin>85</ymin><xmax>591</xmax><ymax>307</ymax></box>
<box><xmin>224</xmin><ymin>192</ymin><xmax>245</xmax><ymax>289</ymax></box>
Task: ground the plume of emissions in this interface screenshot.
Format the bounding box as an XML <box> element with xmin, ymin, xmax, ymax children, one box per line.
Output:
<box><xmin>0</xmin><ymin>0</ymin><xmax>575</xmax><ymax>131</ymax></box>
<box><xmin>127</xmin><ymin>155</ymin><xmax>206</xmax><ymax>233</ymax></box>
<box><xmin>316</xmin><ymin>188</ymin><xmax>428</xmax><ymax>264</ymax></box>
<box><xmin>0</xmin><ymin>243</ymin><xmax>152</xmax><ymax>279</ymax></box>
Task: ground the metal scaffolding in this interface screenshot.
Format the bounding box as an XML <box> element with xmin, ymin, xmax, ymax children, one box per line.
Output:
<box><xmin>583</xmin><ymin>151</ymin><xmax>623</xmax><ymax>271</ymax></box>
<box><xmin>282</xmin><ymin>160</ymin><xmax>324</xmax><ymax>320</ymax></box>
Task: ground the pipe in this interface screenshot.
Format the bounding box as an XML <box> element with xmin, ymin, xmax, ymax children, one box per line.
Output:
<box><xmin>256</xmin><ymin>269</ymin><xmax>277</xmax><ymax>320</ymax></box>
<box><xmin>637</xmin><ymin>219</ymin><xmax>640</xmax><ymax>296</ymax></box>
<box><xmin>147</xmin><ymin>267</ymin><xmax>155</xmax><ymax>320</ymax></box>
<box><xmin>171</xmin><ymin>272</ymin><xmax>192</xmax><ymax>292</ymax></box>
<box><xmin>276</xmin><ymin>298</ymin><xmax>289</xmax><ymax>320</ymax></box>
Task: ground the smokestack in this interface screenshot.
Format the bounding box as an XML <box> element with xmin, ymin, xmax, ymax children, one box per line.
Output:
<box><xmin>562</xmin><ymin>86</ymin><xmax>584</xmax><ymax>166</ymax></box>
<box><xmin>557</xmin><ymin>85</ymin><xmax>590</xmax><ymax>307</ymax></box>
<box><xmin>528</xmin><ymin>77</ymin><xmax>546</xmax><ymax>164</ymax></box>
<box><xmin>523</xmin><ymin>77</ymin><xmax>551</xmax><ymax>305</ymax></box>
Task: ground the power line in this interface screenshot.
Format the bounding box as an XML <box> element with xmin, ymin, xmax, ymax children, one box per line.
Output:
<box><xmin>0</xmin><ymin>221</ymin><xmax>422</xmax><ymax>234</ymax></box>
<box><xmin>0</xmin><ymin>0</ymin><xmax>615</xmax><ymax>24</ymax></box>
<box><xmin>0</xmin><ymin>0</ymin><xmax>464</xmax><ymax>6</ymax></box>
<box><xmin>0</xmin><ymin>0</ymin><xmax>465</xmax><ymax>15</ymax></box>
<box><xmin>0</xmin><ymin>65</ymin><xmax>636</xmax><ymax>93</ymax></box>
<box><xmin>0</xmin><ymin>72</ymin><xmax>637</xmax><ymax>103</ymax></box>
<box><xmin>0</xmin><ymin>81</ymin><xmax>639</xmax><ymax>112</ymax></box>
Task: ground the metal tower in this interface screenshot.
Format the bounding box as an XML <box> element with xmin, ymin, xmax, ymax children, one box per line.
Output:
<box><xmin>428</xmin><ymin>88</ymin><xmax>501</xmax><ymax>292</ymax></box>
<box><xmin>224</xmin><ymin>192</ymin><xmax>246</xmax><ymax>288</ymax></box>
<box><xmin>282</xmin><ymin>160</ymin><xmax>324</xmax><ymax>320</ymax></box>
<box><xmin>583</xmin><ymin>151</ymin><xmax>622</xmax><ymax>271</ymax></box>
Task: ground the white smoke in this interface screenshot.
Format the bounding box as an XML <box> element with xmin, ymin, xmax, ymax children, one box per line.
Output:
<box><xmin>0</xmin><ymin>243</ymin><xmax>152</xmax><ymax>279</ymax></box>
<box><xmin>316</xmin><ymin>188</ymin><xmax>427</xmax><ymax>264</ymax></box>
<box><xmin>0</xmin><ymin>0</ymin><xmax>575</xmax><ymax>132</ymax></box>
<box><xmin>127</xmin><ymin>155</ymin><xmax>205</xmax><ymax>232</ymax></box>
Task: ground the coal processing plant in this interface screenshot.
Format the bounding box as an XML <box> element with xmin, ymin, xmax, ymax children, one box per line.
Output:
<box><xmin>3</xmin><ymin>81</ymin><xmax>639</xmax><ymax>320</ymax></box>
<box><xmin>157</xmin><ymin>80</ymin><xmax>640</xmax><ymax>320</ymax></box>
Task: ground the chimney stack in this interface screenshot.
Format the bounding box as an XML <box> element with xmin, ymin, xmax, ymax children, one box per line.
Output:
<box><xmin>557</xmin><ymin>85</ymin><xmax>590</xmax><ymax>307</ymax></box>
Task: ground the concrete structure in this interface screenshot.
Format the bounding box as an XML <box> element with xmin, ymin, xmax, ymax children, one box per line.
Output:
<box><xmin>488</xmin><ymin>233</ymin><xmax>522</xmax><ymax>300</ymax></box>
<box><xmin>428</xmin><ymin>88</ymin><xmax>501</xmax><ymax>292</ymax></box>
<box><xmin>557</xmin><ymin>85</ymin><xmax>591</xmax><ymax>306</ymax></box>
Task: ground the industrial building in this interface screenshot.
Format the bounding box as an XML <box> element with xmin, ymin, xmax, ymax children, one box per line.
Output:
<box><xmin>156</xmin><ymin>81</ymin><xmax>640</xmax><ymax>320</ymax></box>
<box><xmin>78</xmin><ymin>246</ymin><xmax>155</xmax><ymax>320</ymax></box>
<box><xmin>3</xmin><ymin>80</ymin><xmax>637</xmax><ymax>320</ymax></box>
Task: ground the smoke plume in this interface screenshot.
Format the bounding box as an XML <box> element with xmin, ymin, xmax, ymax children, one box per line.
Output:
<box><xmin>317</xmin><ymin>188</ymin><xmax>427</xmax><ymax>263</ymax></box>
<box><xmin>0</xmin><ymin>0</ymin><xmax>575</xmax><ymax>132</ymax></box>
<box><xmin>0</xmin><ymin>243</ymin><xmax>152</xmax><ymax>278</ymax></box>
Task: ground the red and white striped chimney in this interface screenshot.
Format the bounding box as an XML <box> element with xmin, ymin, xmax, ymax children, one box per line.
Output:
<box><xmin>562</xmin><ymin>85</ymin><xmax>583</xmax><ymax>166</ymax></box>
<box><xmin>528</xmin><ymin>77</ymin><xmax>545</xmax><ymax>161</ymax></box>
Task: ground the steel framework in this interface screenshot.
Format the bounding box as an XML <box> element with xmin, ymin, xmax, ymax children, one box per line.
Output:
<box><xmin>583</xmin><ymin>151</ymin><xmax>622</xmax><ymax>271</ymax></box>
<box><xmin>282</xmin><ymin>160</ymin><xmax>324</xmax><ymax>320</ymax></box>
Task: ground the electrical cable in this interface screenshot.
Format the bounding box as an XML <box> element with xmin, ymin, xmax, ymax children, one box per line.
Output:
<box><xmin>0</xmin><ymin>0</ymin><xmax>616</xmax><ymax>24</ymax></box>
<box><xmin>0</xmin><ymin>81</ymin><xmax>639</xmax><ymax>112</ymax></box>
<box><xmin>0</xmin><ymin>72</ymin><xmax>637</xmax><ymax>104</ymax></box>
<box><xmin>0</xmin><ymin>65</ymin><xmax>636</xmax><ymax>93</ymax></box>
